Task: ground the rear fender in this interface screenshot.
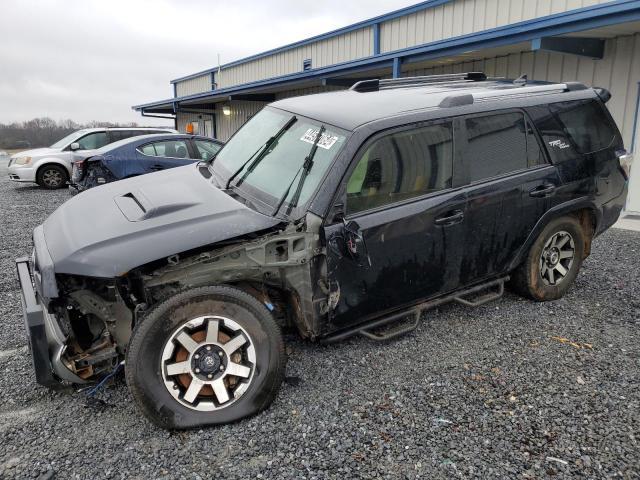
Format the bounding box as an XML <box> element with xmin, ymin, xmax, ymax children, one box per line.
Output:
<box><xmin>508</xmin><ymin>197</ymin><xmax>600</xmax><ymax>271</ymax></box>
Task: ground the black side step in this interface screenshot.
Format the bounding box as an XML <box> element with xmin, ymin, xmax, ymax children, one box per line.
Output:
<box><xmin>322</xmin><ymin>276</ymin><xmax>509</xmax><ymax>344</ymax></box>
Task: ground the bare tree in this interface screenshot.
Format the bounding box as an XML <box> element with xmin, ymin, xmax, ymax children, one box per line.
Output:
<box><xmin>0</xmin><ymin>118</ymin><xmax>159</xmax><ymax>149</ymax></box>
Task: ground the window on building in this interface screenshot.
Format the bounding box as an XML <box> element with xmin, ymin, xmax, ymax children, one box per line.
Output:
<box><xmin>346</xmin><ymin>122</ymin><xmax>453</xmax><ymax>214</ymax></box>
<box><xmin>465</xmin><ymin>112</ymin><xmax>531</xmax><ymax>182</ymax></box>
<box><xmin>138</xmin><ymin>140</ymin><xmax>189</xmax><ymax>159</ymax></box>
<box><xmin>550</xmin><ymin>100</ymin><xmax>616</xmax><ymax>154</ymax></box>
<box><xmin>77</xmin><ymin>132</ymin><xmax>109</xmax><ymax>150</ymax></box>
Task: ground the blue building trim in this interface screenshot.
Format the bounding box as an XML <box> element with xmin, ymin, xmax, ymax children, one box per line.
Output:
<box><xmin>393</xmin><ymin>57</ymin><xmax>402</xmax><ymax>78</ymax></box>
<box><xmin>373</xmin><ymin>23</ymin><xmax>381</xmax><ymax>56</ymax></box>
<box><xmin>135</xmin><ymin>0</ymin><xmax>640</xmax><ymax>111</ymax></box>
<box><xmin>169</xmin><ymin>0</ymin><xmax>451</xmax><ymax>84</ymax></box>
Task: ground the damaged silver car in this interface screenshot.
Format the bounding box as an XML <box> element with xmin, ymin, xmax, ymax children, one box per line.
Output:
<box><xmin>17</xmin><ymin>73</ymin><xmax>628</xmax><ymax>428</ymax></box>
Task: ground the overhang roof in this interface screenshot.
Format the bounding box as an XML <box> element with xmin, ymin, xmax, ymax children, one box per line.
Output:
<box><xmin>133</xmin><ymin>0</ymin><xmax>640</xmax><ymax>115</ymax></box>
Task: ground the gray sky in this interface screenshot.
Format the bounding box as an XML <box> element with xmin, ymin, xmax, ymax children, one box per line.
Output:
<box><xmin>0</xmin><ymin>0</ymin><xmax>418</xmax><ymax>125</ymax></box>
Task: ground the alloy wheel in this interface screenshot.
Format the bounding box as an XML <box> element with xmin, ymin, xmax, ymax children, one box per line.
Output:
<box><xmin>539</xmin><ymin>230</ymin><xmax>575</xmax><ymax>286</ymax></box>
<box><xmin>42</xmin><ymin>168</ymin><xmax>63</xmax><ymax>187</ymax></box>
<box><xmin>161</xmin><ymin>315</ymin><xmax>256</xmax><ymax>411</ymax></box>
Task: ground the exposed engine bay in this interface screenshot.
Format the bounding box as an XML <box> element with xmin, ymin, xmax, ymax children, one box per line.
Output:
<box><xmin>49</xmin><ymin>214</ymin><xmax>329</xmax><ymax>382</ymax></box>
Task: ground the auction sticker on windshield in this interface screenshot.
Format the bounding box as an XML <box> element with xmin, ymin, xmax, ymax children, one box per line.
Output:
<box><xmin>300</xmin><ymin>128</ymin><xmax>339</xmax><ymax>150</ymax></box>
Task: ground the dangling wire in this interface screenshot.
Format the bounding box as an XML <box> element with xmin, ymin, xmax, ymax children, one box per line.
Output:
<box><xmin>85</xmin><ymin>360</ymin><xmax>125</xmax><ymax>398</ymax></box>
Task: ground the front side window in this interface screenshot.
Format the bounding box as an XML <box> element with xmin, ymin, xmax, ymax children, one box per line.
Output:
<box><xmin>465</xmin><ymin>112</ymin><xmax>534</xmax><ymax>183</ymax></box>
<box><xmin>77</xmin><ymin>132</ymin><xmax>109</xmax><ymax>150</ymax></box>
<box><xmin>346</xmin><ymin>122</ymin><xmax>453</xmax><ymax>215</ymax></box>
<box><xmin>138</xmin><ymin>140</ymin><xmax>189</xmax><ymax>159</ymax></box>
<box><xmin>51</xmin><ymin>130</ymin><xmax>88</xmax><ymax>149</ymax></box>
<box><xmin>550</xmin><ymin>100</ymin><xmax>616</xmax><ymax>154</ymax></box>
<box><xmin>212</xmin><ymin>107</ymin><xmax>347</xmax><ymax>214</ymax></box>
<box><xmin>194</xmin><ymin>140</ymin><xmax>222</xmax><ymax>161</ymax></box>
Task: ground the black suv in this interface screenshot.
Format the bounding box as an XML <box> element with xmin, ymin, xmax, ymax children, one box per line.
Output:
<box><xmin>16</xmin><ymin>73</ymin><xmax>628</xmax><ymax>429</ymax></box>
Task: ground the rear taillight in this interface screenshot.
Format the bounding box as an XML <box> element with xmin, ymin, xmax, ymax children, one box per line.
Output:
<box><xmin>616</xmin><ymin>150</ymin><xmax>631</xmax><ymax>181</ymax></box>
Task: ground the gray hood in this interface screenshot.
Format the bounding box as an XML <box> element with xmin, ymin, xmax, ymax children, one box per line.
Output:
<box><xmin>43</xmin><ymin>164</ymin><xmax>281</xmax><ymax>277</ymax></box>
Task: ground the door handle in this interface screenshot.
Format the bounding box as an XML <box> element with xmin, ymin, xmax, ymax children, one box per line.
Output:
<box><xmin>150</xmin><ymin>165</ymin><xmax>164</xmax><ymax>171</ymax></box>
<box><xmin>529</xmin><ymin>184</ymin><xmax>556</xmax><ymax>198</ymax></box>
<box><xmin>435</xmin><ymin>209</ymin><xmax>464</xmax><ymax>226</ymax></box>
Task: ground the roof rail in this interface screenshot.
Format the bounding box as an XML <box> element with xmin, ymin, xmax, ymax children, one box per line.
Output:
<box><xmin>350</xmin><ymin>72</ymin><xmax>487</xmax><ymax>93</ymax></box>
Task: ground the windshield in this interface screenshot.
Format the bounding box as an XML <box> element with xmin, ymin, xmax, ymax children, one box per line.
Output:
<box><xmin>50</xmin><ymin>130</ymin><xmax>89</xmax><ymax>149</ymax></box>
<box><xmin>212</xmin><ymin>107</ymin><xmax>347</xmax><ymax>216</ymax></box>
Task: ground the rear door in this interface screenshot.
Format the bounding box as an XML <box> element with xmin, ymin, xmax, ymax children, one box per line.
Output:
<box><xmin>323</xmin><ymin>119</ymin><xmax>466</xmax><ymax>331</ymax></box>
<box><xmin>136</xmin><ymin>138</ymin><xmax>194</xmax><ymax>172</ymax></box>
<box><xmin>457</xmin><ymin>110</ymin><xmax>560</xmax><ymax>285</ymax></box>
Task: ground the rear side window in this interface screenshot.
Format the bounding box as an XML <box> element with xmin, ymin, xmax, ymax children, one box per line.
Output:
<box><xmin>109</xmin><ymin>130</ymin><xmax>133</xmax><ymax>142</ymax></box>
<box><xmin>77</xmin><ymin>132</ymin><xmax>108</xmax><ymax>150</ymax></box>
<box><xmin>464</xmin><ymin>112</ymin><xmax>543</xmax><ymax>183</ymax></box>
<box><xmin>550</xmin><ymin>100</ymin><xmax>616</xmax><ymax>154</ymax></box>
<box><xmin>346</xmin><ymin>121</ymin><xmax>453</xmax><ymax>215</ymax></box>
<box><xmin>137</xmin><ymin>140</ymin><xmax>189</xmax><ymax>159</ymax></box>
<box><xmin>194</xmin><ymin>139</ymin><xmax>222</xmax><ymax>161</ymax></box>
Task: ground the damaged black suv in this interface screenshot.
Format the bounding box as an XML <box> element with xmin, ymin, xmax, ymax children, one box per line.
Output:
<box><xmin>17</xmin><ymin>73</ymin><xmax>628</xmax><ymax>429</ymax></box>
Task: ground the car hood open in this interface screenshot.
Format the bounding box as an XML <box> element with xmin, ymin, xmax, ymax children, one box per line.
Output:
<box><xmin>42</xmin><ymin>164</ymin><xmax>281</xmax><ymax>277</ymax></box>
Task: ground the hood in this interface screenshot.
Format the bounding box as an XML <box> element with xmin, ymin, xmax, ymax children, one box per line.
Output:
<box><xmin>42</xmin><ymin>164</ymin><xmax>281</xmax><ymax>277</ymax></box>
<box><xmin>12</xmin><ymin>147</ymin><xmax>59</xmax><ymax>158</ymax></box>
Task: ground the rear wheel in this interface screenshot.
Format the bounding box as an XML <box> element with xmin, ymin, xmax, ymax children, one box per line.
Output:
<box><xmin>36</xmin><ymin>164</ymin><xmax>68</xmax><ymax>189</ymax></box>
<box><xmin>511</xmin><ymin>216</ymin><xmax>586</xmax><ymax>301</ymax></box>
<box><xmin>126</xmin><ymin>286</ymin><xmax>285</xmax><ymax>429</ymax></box>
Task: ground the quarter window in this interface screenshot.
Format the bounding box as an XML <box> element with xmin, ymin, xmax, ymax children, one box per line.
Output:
<box><xmin>138</xmin><ymin>140</ymin><xmax>190</xmax><ymax>159</ymax></box>
<box><xmin>550</xmin><ymin>100</ymin><xmax>616</xmax><ymax>154</ymax></box>
<box><xmin>346</xmin><ymin>122</ymin><xmax>453</xmax><ymax>215</ymax></box>
<box><xmin>194</xmin><ymin>140</ymin><xmax>222</xmax><ymax>161</ymax></box>
<box><xmin>465</xmin><ymin>112</ymin><xmax>540</xmax><ymax>183</ymax></box>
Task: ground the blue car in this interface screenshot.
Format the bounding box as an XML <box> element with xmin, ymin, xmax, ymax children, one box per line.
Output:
<box><xmin>70</xmin><ymin>134</ymin><xmax>223</xmax><ymax>192</ymax></box>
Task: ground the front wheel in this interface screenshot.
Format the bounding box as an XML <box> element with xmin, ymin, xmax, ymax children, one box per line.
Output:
<box><xmin>126</xmin><ymin>286</ymin><xmax>286</xmax><ymax>429</ymax></box>
<box><xmin>511</xmin><ymin>216</ymin><xmax>586</xmax><ymax>301</ymax></box>
<box><xmin>36</xmin><ymin>164</ymin><xmax>68</xmax><ymax>189</ymax></box>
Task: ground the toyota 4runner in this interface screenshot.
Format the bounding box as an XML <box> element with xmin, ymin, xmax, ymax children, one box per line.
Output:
<box><xmin>16</xmin><ymin>73</ymin><xmax>628</xmax><ymax>429</ymax></box>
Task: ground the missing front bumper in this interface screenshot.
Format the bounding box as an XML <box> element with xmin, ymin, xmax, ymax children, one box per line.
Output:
<box><xmin>16</xmin><ymin>257</ymin><xmax>87</xmax><ymax>387</ymax></box>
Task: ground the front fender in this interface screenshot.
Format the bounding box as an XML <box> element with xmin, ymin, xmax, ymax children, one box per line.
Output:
<box><xmin>33</xmin><ymin>157</ymin><xmax>72</xmax><ymax>175</ymax></box>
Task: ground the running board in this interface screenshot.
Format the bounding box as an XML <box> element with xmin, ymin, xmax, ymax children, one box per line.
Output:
<box><xmin>322</xmin><ymin>276</ymin><xmax>509</xmax><ymax>343</ymax></box>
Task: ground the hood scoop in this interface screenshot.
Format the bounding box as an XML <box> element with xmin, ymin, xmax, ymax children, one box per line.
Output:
<box><xmin>114</xmin><ymin>188</ymin><xmax>199</xmax><ymax>222</ymax></box>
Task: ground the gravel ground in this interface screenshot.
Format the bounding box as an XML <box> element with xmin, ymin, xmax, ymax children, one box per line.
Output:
<box><xmin>0</xmin><ymin>156</ymin><xmax>639</xmax><ymax>479</ymax></box>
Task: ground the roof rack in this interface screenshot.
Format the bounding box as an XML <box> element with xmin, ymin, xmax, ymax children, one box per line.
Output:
<box><xmin>438</xmin><ymin>81</ymin><xmax>588</xmax><ymax>108</ymax></box>
<box><xmin>350</xmin><ymin>72</ymin><xmax>488</xmax><ymax>92</ymax></box>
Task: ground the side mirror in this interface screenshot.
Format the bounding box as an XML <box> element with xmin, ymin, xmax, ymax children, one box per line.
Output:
<box><xmin>69</xmin><ymin>142</ymin><xmax>80</xmax><ymax>151</ymax></box>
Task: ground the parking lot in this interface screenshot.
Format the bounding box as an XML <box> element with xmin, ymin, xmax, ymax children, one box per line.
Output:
<box><xmin>0</xmin><ymin>155</ymin><xmax>638</xmax><ymax>479</ymax></box>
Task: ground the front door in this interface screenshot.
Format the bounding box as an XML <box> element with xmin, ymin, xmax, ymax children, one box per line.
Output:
<box><xmin>323</xmin><ymin>120</ymin><xmax>465</xmax><ymax>331</ymax></box>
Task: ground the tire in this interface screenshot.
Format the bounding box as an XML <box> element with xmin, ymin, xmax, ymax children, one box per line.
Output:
<box><xmin>511</xmin><ymin>216</ymin><xmax>586</xmax><ymax>301</ymax></box>
<box><xmin>36</xmin><ymin>164</ymin><xmax>68</xmax><ymax>189</ymax></box>
<box><xmin>125</xmin><ymin>285</ymin><xmax>286</xmax><ymax>429</ymax></box>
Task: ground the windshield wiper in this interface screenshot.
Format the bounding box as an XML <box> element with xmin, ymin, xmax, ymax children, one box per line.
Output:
<box><xmin>273</xmin><ymin>125</ymin><xmax>326</xmax><ymax>217</ymax></box>
<box><xmin>225</xmin><ymin>115</ymin><xmax>297</xmax><ymax>190</ymax></box>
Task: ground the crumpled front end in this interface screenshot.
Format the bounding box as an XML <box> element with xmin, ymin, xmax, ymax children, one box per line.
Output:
<box><xmin>16</xmin><ymin>226</ymin><xmax>128</xmax><ymax>386</ymax></box>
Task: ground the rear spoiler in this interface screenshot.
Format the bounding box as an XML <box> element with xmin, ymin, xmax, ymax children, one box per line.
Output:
<box><xmin>594</xmin><ymin>87</ymin><xmax>611</xmax><ymax>103</ymax></box>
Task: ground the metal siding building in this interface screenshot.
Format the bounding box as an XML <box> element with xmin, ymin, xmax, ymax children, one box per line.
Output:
<box><xmin>134</xmin><ymin>0</ymin><xmax>640</xmax><ymax>211</ymax></box>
